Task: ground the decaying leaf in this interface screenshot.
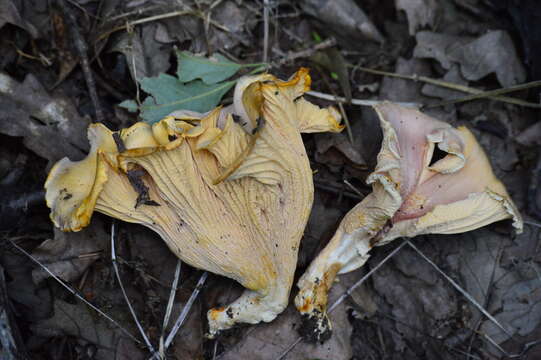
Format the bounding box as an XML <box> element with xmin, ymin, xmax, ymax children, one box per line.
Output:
<box><xmin>516</xmin><ymin>121</ymin><xmax>541</xmax><ymax>147</ymax></box>
<box><xmin>31</xmin><ymin>299</ymin><xmax>143</xmax><ymax>360</ymax></box>
<box><xmin>31</xmin><ymin>219</ymin><xmax>108</xmax><ymax>284</ymax></box>
<box><xmin>295</xmin><ymin>102</ymin><xmax>522</xmax><ymax>342</ymax></box>
<box><xmin>414</xmin><ymin>30</ymin><xmax>526</xmax><ymax>87</ymax></box>
<box><xmin>315</xmin><ymin>132</ymin><xmax>366</xmax><ymax>168</ymax></box>
<box><xmin>45</xmin><ymin>69</ymin><xmax>343</xmax><ymax>335</ymax></box>
<box><xmin>301</xmin><ymin>0</ymin><xmax>384</xmax><ymax>44</ymax></box>
<box><xmin>0</xmin><ymin>72</ymin><xmax>89</xmax><ymax>162</ymax></box>
<box><xmin>396</xmin><ymin>0</ymin><xmax>439</xmax><ymax>35</ymax></box>
<box><xmin>109</xmin><ymin>25</ymin><xmax>171</xmax><ymax>82</ymax></box>
<box><xmin>0</xmin><ymin>0</ymin><xmax>39</xmax><ymax>38</ymax></box>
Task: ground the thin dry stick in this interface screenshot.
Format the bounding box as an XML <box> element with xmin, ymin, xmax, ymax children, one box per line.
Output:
<box><xmin>426</xmin><ymin>80</ymin><xmax>541</xmax><ymax>109</ymax></box>
<box><xmin>275</xmin><ymin>241</ymin><xmax>406</xmax><ymax>360</ymax></box>
<box><xmin>467</xmin><ymin>243</ymin><xmax>504</xmax><ymax>357</ymax></box>
<box><xmin>96</xmin><ymin>10</ymin><xmax>191</xmax><ymax>42</ymax></box>
<box><xmin>406</xmin><ymin>241</ymin><xmax>514</xmax><ymax>338</ymax></box>
<box><xmin>317</xmin><ymin>66</ymin><xmax>354</xmax><ymax>145</ymax></box>
<box><xmin>111</xmin><ymin>222</ymin><xmax>157</xmax><ymax>355</ymax></box>
<box><xmin>306</xmin><ymin>90</ymin><xmax>419</xmax><ymax>108</ymax></box>
<box><xmin>159</xmin><ymin>259</ymin><xmax>182</xmax><ymax>358</ymax></box>
<box><xmin>8</xmin><ymin>239</ymin><xmax>141</xmax><ymax>344</ymax></box>
<box><xmin>328</xmin><ymin>241</ymin><xmax>407</xmax><ymax>312</ymax></box>
<box><xmin>274</xmin><ymin>38</ymin><xmax>336</xmax><ymax>66</ymax></box>
<box><xmin>343</xmin><ymin>179</ymin><xmax>364</xmax><ymax>198</ymax></box>
<box><xmin>262</xmin><ymin>0</ymin><xmax>270</xmax><ymax>63</ymax></box>
<box><xmin>353</xmin><ymin>65</ymin><xmax>541</xmax><ymax>109</ymax></box>
<box><xmin>58</xmin><ymin>0</ymin><xmax>104</xmax><ymax>123</ymax></box>
<box><xmin>164</xmin><ymin>271</ymin><xmax>208</xmax><ymax>349</ymax></box>
<box><xmin>482</xmin><ymin>333</ymin><xmax>511</xmax><ymax>357</ymax></box>
<box><xmin>524</xmin><ymin>220</ymin><xmax>541</xmax><ymax>228</ymax></box>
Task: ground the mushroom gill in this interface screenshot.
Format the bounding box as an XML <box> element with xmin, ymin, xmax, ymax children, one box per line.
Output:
<box><xmin>45</xmin><ymin>69</ymin><xmax>343</xmax><ymax>336</ymax></box>
<box><xmin>295</xmin><ymin>102</ymin><xmax>522</xmax><ymax>342</ymax></box>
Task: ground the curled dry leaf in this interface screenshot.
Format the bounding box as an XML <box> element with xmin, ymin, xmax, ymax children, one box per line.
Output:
<box><xmin>396</xmin><ymin>0</ymin><xmax>439</xmax><ymax>35</ymax></box>
<box><xmin>295</xmin><ymin>102</ymin><xmax>523</xmax><ymax>342</ymax></box>
<box><xmin>301</xmin><ymin>0</ymin><xmax>384</xmax><ymax>44</ymax></box>
<box><xmin>414</xmin><ymin>30</ymin><xmax>526</xmax><ymax>87</ymax></box>
<box><xmin>44</xmin><ymin>69</ymin><xmax>343</xmax><ymax>336</ymax></box>
<box><xmin>31</xmin><ymin>220</ymin><xmax>108</xmax><ymax>284</ymax></box>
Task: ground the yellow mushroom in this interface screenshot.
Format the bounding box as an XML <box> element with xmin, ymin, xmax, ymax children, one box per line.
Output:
<box><xmin>295</xmin><ymin>102</ymin><xmax>522</xmax><ymax>342</ymax></box>
<box><xmin>44</xmin><ymin>69</ymin><xmax>343</xmax><ymax>336</ymax></box>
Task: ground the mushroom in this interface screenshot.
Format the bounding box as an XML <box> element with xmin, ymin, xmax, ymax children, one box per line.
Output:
<box><xmin>45</xmin><ymin>68</ymin><xmax>343</xmax><ymax>336</ymax></box>
<box><xmin>295</xmin><ymin>102</ymin><xmax>522</xmax><ymax>342</ymax></box>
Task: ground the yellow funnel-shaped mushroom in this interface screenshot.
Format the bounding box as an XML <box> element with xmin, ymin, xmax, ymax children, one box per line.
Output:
<box><xmin>45</xmin><ymin>69</ymin><xmax>343</xmax><ymax>336</ymax></box>
<box><xmin>295</xmin><ymin>102</ymin><xmax>522</xmax><ymax>342</ymax></box>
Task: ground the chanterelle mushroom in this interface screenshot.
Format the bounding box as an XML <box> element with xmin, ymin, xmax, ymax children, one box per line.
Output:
<box><xmin>45</xmin><ymin>69</ymin><xmax>343</xmax><ymax>336</ymax></box>
<box><xmin>295</xmin><ymin>102</ymin><xmax>522</xmax><ymax>342</ymax></box>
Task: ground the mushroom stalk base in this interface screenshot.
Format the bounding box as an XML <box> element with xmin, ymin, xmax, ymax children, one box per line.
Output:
<box><xmin>207</xmin><ymin>280</ymin><xmax>291</xmax><ymax>337</ymax></box>
<box><xmin>295</xmin><ymin>230</ymin><xmax>372</xmax><ymax>342</ymax></box>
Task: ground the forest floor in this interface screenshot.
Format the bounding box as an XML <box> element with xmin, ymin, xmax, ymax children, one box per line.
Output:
<box><xmin>1</xmin><ymin>0</ymin><xmax>541</xmax><ymax>359</ymax></box>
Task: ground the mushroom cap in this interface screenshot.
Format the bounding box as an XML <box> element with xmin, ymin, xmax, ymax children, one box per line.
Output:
<box><xmin>372</xmin><ymin>102</ymin><xmax>522</xmax><ymax>241</ymax></box>
<box><xmin>45</xmin><ymin>68</ymin><xmax>343</xmax><ymax>334</ymax></box>
<box><xmin>295</xmin><ymin>101</ymin><xmax>522</xmax><ymax>343</ymax></box>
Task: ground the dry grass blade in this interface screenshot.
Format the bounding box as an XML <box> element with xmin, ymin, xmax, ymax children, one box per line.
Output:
<box><xmin>276</xmin><ymin>241</ymin><xmax>406</xmax><ymax>360</ymax></box>
<box><xmin>263</xmin><ymin>0</ymin><xmax>270</xmax><ymax>63</ymax></box>
<box><xmin>353</xmin><ymin>66</ymin><xmax>541</xmax><ymax>109</ymax></box>
<box><xmin>426</xmin><ymin>80</ymin><xmax>541</xmax><ymax>109</ymax></box>
<box><xmin>482</xmin><ymin>333</ymin><xmax>511</xmax><ymax>356</ymax></box>
<box><xmin>7</xmin><ymin>239</ymin><xmax>141</xmax><ymax>344</ymax></box>
<box><xmin>274</xmin><ymin>337</ymin><xmax>303</xmax><ymax>360</ymax></box>
<box><xmin>343</xmin><ymin>179</ymin><xmax>364</xmax><ymax>198</ymax></box>
<box><xmin>96</xmin><ymin>10</ymin><xmax>191</xmax><ymax>42</ymax></box>
<box><xmin>306</xmin><ymin>90</ymin><xmax>420</xmax><ymax>108</ymax></box>
<box><xmin>111</xmin><ymin>222</ymin><xmax>157</xmax><ymax>355</ymax></box>
<box><xmin>524</xmin><ymin>220</ymin><xmax>541</xmax><ymax>228</ymax></box>
<box><xmin>328</xmin><ymin>240</ymin><xmax>407</xmax><ymax>312</ymax></box>
<box><xmin>159</xmin><ymin>259</ymin><xmax>182</xmax><ymax>358</ymax></box>
<box><xmin>406</xmin><ymin>240</ymin><xmax>514</xmax><ymax>339</ymax></box>
<box><xmin>164</xmin><ymin>271</ymin><xmax>208</xmax><ymax>350</ymax></box>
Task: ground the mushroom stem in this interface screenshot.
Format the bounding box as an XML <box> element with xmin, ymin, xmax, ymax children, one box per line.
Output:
<box><xmin>295</xmin><ymin>102</ymin><xmax>523</xmax><ymax>343</ymax></box>
<box><xmin>207</xmin><ymin>276</ymin><xmax>291</xmax><ymax>337</ymax></box>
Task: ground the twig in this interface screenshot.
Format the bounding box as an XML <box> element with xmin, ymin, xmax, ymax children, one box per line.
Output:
<box><xmin>159</xmin><ymin>259</ymin><xmax>182</xmax><ymax>358</ymax></box>
<box><xmin>313</xmin><ymin>180</ymin><xmax>362</xmax><ymax>201</ymax></box>
<box><xmin>274</xmin><ymin>38</ymin><xmax>336</xmax><ymax>66</ymax></box>
<box><xmin>524</xmin><ymin>220</ymin><xmax>541</xmax><ymax>228</ymax></box>
<box><xmin>317</xmin><ymin>66</ymin><xmax>354</xmax><ymax>145</ymax></box>
<box><xmin>426</xmin><ymin>80</ymin><xmax>541</xmax><ymax>109</ymax></box>
<box><xmin>275</xmin><ymin>337</ymin><xmax>303</xmax><ymax>360</ymax></box>
<box><xmin>328</xmin><ymin>240</ymin><xmax>407</xmax><ymax>312</ymax></box>
<box><xmin>111</xmin><ymin>222</ymin><xmax>157</xmax><ymax>355</ymax></box>
<box><xmin>276</xmin><ymin>241</ymin><xmax>406</xmax><ymax>360</ymax></box>
<box><xmin>203</xmin><ymin>0</ymin><xmax>225</xmax><ymax>54</ymax></box>
<box><xmin>482</xmin><ymin>333</ymin><xmax>511</xmax><ymax>357</ymax></box>
<box><xmin>528</xmin><ymin>154</ymin><xmax>541</xmax><ymax>220</ymax></box>
<box><xmin>406</xmin><ymin>240</ymin><xmax>514</xmax><ymax>338</ymax></box>
<box><xmin>105</xmin><ymin>5</ymin><xmax>163</xmax><ymax>23</ymax></box>
<box><xmin>7</xmin><ymin>239</ymin><xmax>141</xmax><ymax>344</ymax></box>
<box><xmin>57</xmin><ymin>0</ymin><xmax>104</xmax><ymax>123</ymax></box>
<box><xmin>306</xmin><ymin>90</ymin><xmax>420</xmax><ymax>108</ymax></box>
<box><xmin>96</xmin><ymin>10</ymin><xmax>191</xmax><ymax>42</ymax></box>
<box><xmin>263</xmin><ymin>0</ymin><xmax>270</xmax><ymax>63</ymax></box>
<box><xmin>343</xmin><ymin>179</ymin><xmax>364</xmax><ymax>198</ymax></box>
<box><xmin>467</xmin><ymin>242</ymin><xmax>504</xmax><ymax>357</ymax></box>
<box><xmin>353</xmin><ymin>65</ymin><xmax>541</xmax><ymax>109</ymax></box>
<box><xmin>164</xmin><ymin>271</ymin><xmax>208</xmax><ymax>350</ymax></box>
